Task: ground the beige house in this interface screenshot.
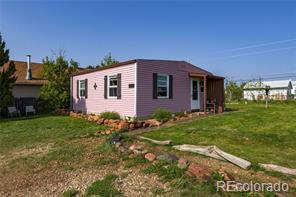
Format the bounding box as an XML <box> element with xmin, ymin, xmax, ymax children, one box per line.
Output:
<box><xmin>1</xmin><ymin>55</ymin><xmax>47</xmax><ymax>99</ymax></box>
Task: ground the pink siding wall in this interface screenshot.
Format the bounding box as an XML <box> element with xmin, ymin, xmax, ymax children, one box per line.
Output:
<box><xmin>72</xmin><ymin>63</ymin><xmax>136</xmax><ymax>117</ymax></box>
<box><xmin>136</xmin><ymin>60</ymin><xmax>204</xmax><ymax>117</ymax></box>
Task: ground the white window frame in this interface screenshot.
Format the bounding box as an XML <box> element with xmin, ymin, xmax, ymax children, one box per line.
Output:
<box><xmin>157</xmin><ymin>74</ymin><xmax>169</xmax><ymax>99</ymax></box>
<box><xmin>107</xmin><ymin>75</ymin><xmax>118</xmax><ymax>99</ymax></box>
<box><xmin>79</xmin><ymin>80</ymin><xmax>86</xmax><ymax>98</ymax></box>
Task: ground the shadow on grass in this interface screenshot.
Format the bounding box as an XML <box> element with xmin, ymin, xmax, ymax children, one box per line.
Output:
<box><xmin>0</xmin><ymin>113</ymin><xmax>54</xmax><ymax>123</ymax></box>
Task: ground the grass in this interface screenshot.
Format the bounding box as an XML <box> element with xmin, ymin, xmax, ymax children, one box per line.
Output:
<box><xmin>0</xmin><ymin>114</ymin><xmax>107</xmax><ymax>154</ymax></box>
<box><xmin>85</xmin><ymin>173</ymin><xmax>121</xmax><ymax>197</ymax></box>
<box><xmin>143</xmin><ymin>161</ymin><xmax>186</xmax><ymax>182</ymax></box>
<box><xmin>143</xmin><ymin>102</ymin><xmax>296</xmax><ymax>168</ymax></box>
<box><xmin>124</xmin><ymin>155</ymin><xmax>148</xmax><ymax>168</ymax></box>
<box><xmin>63</xmin><ymin>188</ymin><xmax>79</xmax><ymax>197</ymax></box>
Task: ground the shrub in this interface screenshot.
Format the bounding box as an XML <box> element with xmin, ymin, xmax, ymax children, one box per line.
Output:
<box><xmin>174</xmin><ymin>111</ymin><xmax>188</xmax><ymax>118</ymax></box>
<box><xmin>152</xmin><ymin>108</ymin><xmax>172</xmax><ymax>122</ymax></box>
<box><xmin>100</xmin><ymin>111</ymin><xmax>120</xmax><ymax>120</ymax></box>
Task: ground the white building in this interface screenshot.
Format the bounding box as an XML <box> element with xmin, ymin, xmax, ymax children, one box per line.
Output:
<box><xmin>243</xmin><ymin>80</ymin><xmax>293</xmax><ymax>100</ymax></box>
<box><xmin>292</xmin><ymin>81</ymin><xmax>296</xmax><ymax>98</ymax></box>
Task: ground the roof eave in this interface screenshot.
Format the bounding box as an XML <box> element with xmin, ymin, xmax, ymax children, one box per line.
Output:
<box><xmin>71</xmin><ymin>59</ymin><xmax>138</xmax><ymax>77</ymax></box>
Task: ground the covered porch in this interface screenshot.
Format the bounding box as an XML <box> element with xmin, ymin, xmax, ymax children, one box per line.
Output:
<box><xmin>189</xmin><ymin>73</ymin><xmax>224</xmax><ymax>113</ymax></box>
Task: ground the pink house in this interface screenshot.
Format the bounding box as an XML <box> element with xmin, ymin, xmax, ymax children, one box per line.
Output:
<box><xmin>71</xmin><ymin>59</ymin><xmax>224</xmax><ymax>118</ymax></box>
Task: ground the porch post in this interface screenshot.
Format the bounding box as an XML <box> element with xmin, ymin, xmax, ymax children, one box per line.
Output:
<box><xmin>204</xmin><ymin>75</ymin><xmax>207</xmax><ymax>113</ymax></box>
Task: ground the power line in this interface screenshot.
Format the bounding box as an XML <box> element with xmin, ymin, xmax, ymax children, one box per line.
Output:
<box><xmin>230</xmin><ymin>71</ymin><xmax>296</xmax><ymax>80</ymax></box>
<box><xmin>217</xmin><ymin>38</ymin><xmax>296</xmax><ymax>53</ymax></box>
<box><xmin>215</xmin><ymin>46</ymin><xmax>296</xmax><ymax>60</ymax></box>
<box><xmin>232</xmin><ymin>75</ymin><xmax>296</xmax><ymax>82</ymax></box>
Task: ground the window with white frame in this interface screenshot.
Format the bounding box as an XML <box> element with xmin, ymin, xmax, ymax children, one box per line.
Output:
<box><xmin>79</xmin><ymin>80</ymin><xmax>86</xmax><ymax>98</ymax></box>
<box><xmin>108</xmin><ymin>75</ymin><xmax>118</xmax><ymax>98</ymax></box>
<box><xmin>157</xmin><ymin>74</ymin><xmax>169</xmax><ymax>98</ymax></box>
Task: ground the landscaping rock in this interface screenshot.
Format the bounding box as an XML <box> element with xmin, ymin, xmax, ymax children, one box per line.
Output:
<box><xmin>103</xmin><ymin>119</ymin><xmax>109</xmax><ymax>125</ymax></box>
<box><xmin>97</xmin><ymin>118</ymin><xmax>105</xmax><ymax>125</ymax></box>
<box><xmin>109</xmin><ymin>123</ymin><xmax>119</xmax><ymax>129</ymax></box>
<box><xmin>136</xmin><ymin>121</ymin><xmax>144</xmax><ymax>128</ymax></box>
<box><xmin>132</xmin><ymin>149</ymin><xmax>148</xmax><ymax>155</ymax></box>
<box><xmin>115</xmin><ymin>142</ymin><xmax>122</xmax><ymax>148</ymax></box>
<box><xmin>129</xmin><ymin>123</ymin><xmax>135</xmax><ymax>130</ymax></box>
<box><xmin>186</xmin><ymin>163</ymin><xmax>211</xmax><ymax>181</ymax></box>
<box><xmin>145</xmin><ymin>119</ymin><xmax>161</xmax><ymax>127</ymax></box>
<box><xmin>109</xmin><ymin>134</ymin><xmax>122</xmax><ymax>144</ymax></box>
<box><xmin>145</xmin><ymin>153</ymin><xmax>156</xmax><ymax>161</ymax></box>
<box><xmin>143</xmin><ymin>122</ymin><xmax>150</xmax><ymax>128</ymax></box>
<box><xmin>129</xmin><ymin>144</ymin><xmax>139</xmax><ymax>151</ymax></box>
<box><xmin>177</xmin><ymin>158</ymin><xmax>189</xmax><ymax>169</ymax></box>
<box><xmin>118</xmin><ymin>121</ymin><xmax>129</xmax><ymax>130</ymax></box>
<box><xmin>156</xmin><ymin>153</ymin><xmax>178</xmax><ymax>163</ymax></box>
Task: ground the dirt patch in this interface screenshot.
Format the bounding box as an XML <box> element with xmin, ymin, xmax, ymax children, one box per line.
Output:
<box><xmin>0</xmin><ymin>161</ymin><xmax>168</xmax><ymax>196</ymax></box>
<box><xmin>0</xmin><ymin>143</ymin><xmax>54</xmax><ymax>168</ymax></box>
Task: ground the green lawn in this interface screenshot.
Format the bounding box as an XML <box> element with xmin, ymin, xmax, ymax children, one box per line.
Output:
<box><xmin>143</xmin><ymin>102</ymin><xmax>296</xmax><ymax>168</ymax></box>
<box><xmin>0</xmin><ymin>115</ymin><xmax>107</xmax><ymax>154</ymax></box>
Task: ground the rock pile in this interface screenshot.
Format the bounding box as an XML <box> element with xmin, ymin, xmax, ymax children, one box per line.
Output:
<box><xmin>69</xmin><ymin>112</ymin><xmax>162</xmax><ymax>135</ymax></box>
<box><xmin>112</xmin><ymin>136</ymin><xmax>235</xmax><ymax>184</ymax></box>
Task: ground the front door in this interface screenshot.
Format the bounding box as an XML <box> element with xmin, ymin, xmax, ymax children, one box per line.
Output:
<box><xmin>191</xmin><ymin>79</ymin><xmax>200</xmax><ymax>110</ymax></box>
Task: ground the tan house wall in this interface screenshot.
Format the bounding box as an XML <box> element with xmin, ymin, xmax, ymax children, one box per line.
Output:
<box><xmin>12</xmin><ymin>85</ymin><xmax>42</xmax><ymax>98</ymax></box>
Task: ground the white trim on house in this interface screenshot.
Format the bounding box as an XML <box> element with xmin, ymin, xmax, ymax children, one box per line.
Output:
<box><xmin>79</xmin><ymin>79</ymin><xmax>86</xmax><ymax>98</ymax></box>
<box><xmin>157</xmin><ymin>74</ymin><xmax>169</xmax><ymax>99</ymax></box>
<box><xmin>134</xmin><ymin>62</ymin><xmax>137</xmax><ymax>117</ymax></box>
<box><xmin>107</xmin><ymin>74</ymin><xmax>118</xmax><ymax>99</ymax></box>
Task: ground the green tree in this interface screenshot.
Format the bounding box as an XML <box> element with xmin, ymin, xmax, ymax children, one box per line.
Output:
<box><xmin>0</xmin><ymin>33</ymin><xmax>17</xmax><ymax>115</ymax></box>
<box><xmin>225</xmin><ymin>79</ymin><xmax>245</xmax><ymax>102</ymax></box>
<box><xmin>98</xmin><ymin>53</ymin><xmax>119</xmax><ymax>67</ymax></box>
<box><xmin>40</xmin><ymin>54</ymin><xmax>78</xmax><ymax>109</ymax></box>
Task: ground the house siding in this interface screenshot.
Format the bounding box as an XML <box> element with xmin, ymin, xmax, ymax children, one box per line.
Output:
<box><xmin>72</xmin><ymin>63</ymin><xmax>136</xmax><ymax>117</ymax></box>
<box><xmin>12</xmin><ymin>85</ymin><xmax>42</xmax><ymax>98</ymax></box>
<box><xmin>136</xmin><ymin>60</ymin><xmax>204</xmax><ymax>117</ymax></box>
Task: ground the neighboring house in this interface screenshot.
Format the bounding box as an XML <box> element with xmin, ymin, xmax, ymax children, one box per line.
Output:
<box><xmin>1</xmin><ymin>55</ymin><xmax>47</xmax><ymax>99</ymax></box>
<box><xmin>71</xmin><ymin>59</ymin><xmax>224</xmax><ymax>118</ymax></box>
<box><xmin>243</xmin><ymin>80</ymin><xmax>293</xmax><ymax>100</ymax></box>
<box><xmin>292</xmin><ymin>81</ymin><xmax>296</xmax><ymax>98</ymax></box>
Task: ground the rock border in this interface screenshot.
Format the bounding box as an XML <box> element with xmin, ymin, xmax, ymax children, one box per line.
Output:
<box><xmin>69</xmin><ymin>111</ymin><xmax>206</xmax><ymax>135</ymax></box>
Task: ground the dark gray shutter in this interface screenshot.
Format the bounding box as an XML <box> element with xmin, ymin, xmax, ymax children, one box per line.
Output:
<box><xmin>76</xmin><ymin>80</ymin><xmax>79</xmax><ymax>98</ymax></box>
<box><xmin>169</xmin><ymin>75</ymin><xmax>173</xmax><ymax>99</ymax></box>
<box><xmin>153</xmin><ymin>73</ymin><xmax>158</xmax><ymax>99</ymax></box>
<box><xmin>85</xmin><ymin>79</ymin><xmax>88</xmax><ymax>99</ymax></box>
<box><xmin>117</xmin><ymin>73</ymin><xmax>121</xmax><ymax>99</ymax></box>
<box><xmin>104</xmin><ymin>76</ymin><xmax>107</xmax><ymax>99</ymax></box>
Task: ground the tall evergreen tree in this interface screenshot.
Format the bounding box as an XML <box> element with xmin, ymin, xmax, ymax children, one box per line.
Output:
<box><xmin>98</xmin><ymin>53</ymin><xmax>119</xmax><ymax>67</ymax></box>
<box><xmin>40</xmin><ymin>54</ymin><xmax>78</xmax><ymax>109</ymax></box>
<box><xmin>0</xmin><ymin>33</ymin><xmax>17</xmax><ymax>115</ymax></box>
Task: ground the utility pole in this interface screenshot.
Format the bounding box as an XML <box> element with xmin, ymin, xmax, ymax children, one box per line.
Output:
<box><xmin>265</xmin><ymin>85</ymin><xmax>270</xmax><ymax>108</ymax></box>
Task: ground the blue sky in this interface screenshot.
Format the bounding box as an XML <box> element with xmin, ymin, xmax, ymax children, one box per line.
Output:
<box><xmin>0</xmin><ymin>1</ymin><xmax>295</xmax><ymax>80</ymax></box>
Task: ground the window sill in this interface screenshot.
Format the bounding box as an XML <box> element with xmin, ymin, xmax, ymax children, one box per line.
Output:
<box><xmin>157</xmin><ymin>97</ymin><xmax>169</xmax><ymax>99</ymax></box>
<box><xmin>107</xmin><ymin>96</ymin><xmax>118</xmax><ymax>99</ymax></box>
